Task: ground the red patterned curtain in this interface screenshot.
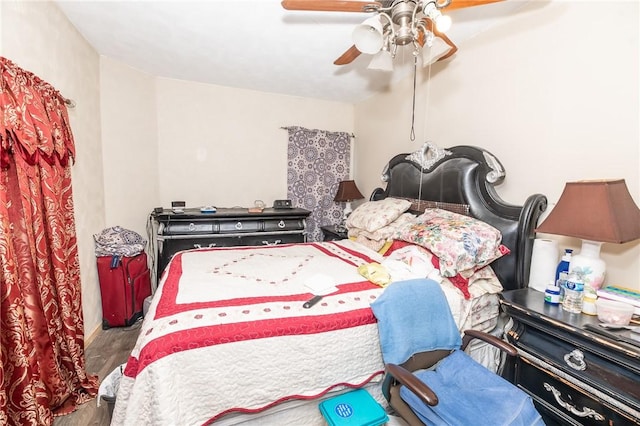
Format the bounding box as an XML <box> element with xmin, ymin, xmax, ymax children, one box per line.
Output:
<box><xmin>0</xmin><ymin>57</ymin><xmax>98</xmax><ymax>425</ymax></box>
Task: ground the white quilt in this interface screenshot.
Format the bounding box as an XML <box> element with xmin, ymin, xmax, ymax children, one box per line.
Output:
<box><xmin>112</xmin><ymin>241</ymin><xmax>387</xmax><ymax>426</ymax></box>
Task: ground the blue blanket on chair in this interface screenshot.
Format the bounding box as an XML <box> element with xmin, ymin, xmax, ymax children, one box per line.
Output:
<box><xmin>371</xmin><ymin>278</ymin><xmax>545</xmax><ymax>426</ymax></box>
<box><xmin>401</xmin><ymin>350</ymin><xmax>545</xmax><ymax>426</ymax></box>
<box><xmin>370</xmin><ymin>278</ymin><xmax>461</xmax><ymax>365</ymax></box>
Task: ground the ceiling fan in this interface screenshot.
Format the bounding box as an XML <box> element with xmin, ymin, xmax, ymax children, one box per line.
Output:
<box><xmin>281</xmin><ymin>0</ymin><xmax>504</xmax><ymax>70</ymax></box>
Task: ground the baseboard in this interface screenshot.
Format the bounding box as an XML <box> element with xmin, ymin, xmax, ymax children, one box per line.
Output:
<box><xmin>85</xmin><ymin>323</ymin><xmax>102</xmax><ymax>347</ymax></box>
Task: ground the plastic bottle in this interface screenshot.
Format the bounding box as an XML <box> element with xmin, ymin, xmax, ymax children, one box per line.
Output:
<box><xmin>555</xmin><ymin>249</ymin><xmax>573</xmax><ymax>302</ymax></box>
<box><xmin>555</xmin><ymin>249</ymin><xmax>573</xmax><ymax>283</ymax></box>
<box><xmin>562</xmin><ymin>271</ymin><xmax>584</xmax><ymax>313</ymax></box>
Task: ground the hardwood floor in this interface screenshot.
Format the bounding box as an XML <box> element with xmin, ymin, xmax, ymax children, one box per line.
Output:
<box><xmin>53</xmin><ymin>321</ymin><xmax>141</xmax><ymax>426</ymax></box>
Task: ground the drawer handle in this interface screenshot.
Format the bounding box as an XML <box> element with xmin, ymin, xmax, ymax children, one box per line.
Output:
<box><xmin>189</xmin><ymin>223</ymin><xmax>196</xmax><ymax>231</ymax></box>
<box><xmin>563</xmin><ymin>349</ymin><xmax>586</xmax><ymax>371</ymax></box>
<box><xmin>262</xmin><ymin>240</ymin><xmax>282</xmax><ymax>246</ymax></box>
<box><xmin>235</xmin><ymin>222</ymin><xmax>243</xmax><ymax>230</ymax></box>
<box><xmin>543</xmin><ymin>383</ymin><xmax>605</xmax><ymax>421</ymax></box>
<box><xmin>278</xmin><ymin>220</ymin><xmax>286</xmax><ymax>229</ymax></box>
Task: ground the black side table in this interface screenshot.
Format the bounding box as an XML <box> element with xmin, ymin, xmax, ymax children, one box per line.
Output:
<box><xmin>500</xmin><ymin>288</ymin><xmax>640</xmax><ymax>425</ymax></box>
<box><xmin>321</xmin><ymin>225</ymin><xmax>347</xmax><ymax>241</ymax></box>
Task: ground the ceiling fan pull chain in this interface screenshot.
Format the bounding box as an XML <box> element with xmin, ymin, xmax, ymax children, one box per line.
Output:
<box><xmin>410</xmin><ymin>56</ymin><xmax>417</xmax><ymax>141</ymax></box>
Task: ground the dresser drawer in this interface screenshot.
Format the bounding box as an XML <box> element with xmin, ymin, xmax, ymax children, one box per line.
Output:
<box><xmin>263</xmin><ymin>218</ymin><xmax>305</xmax><ymax>232</ymax></box>
<box><xmin>164</xmin><ymin>221</ymin><xmax>215</xmax><ymax>234</ymax></box>
<box><xmin>517</xmin><ymin>356</ymin><xmax>639</xmax><ymax>425</ymax></box>
<box><xmin>218</xmin><ymin>219</ymin><xmax>261</xmax><ymax>233</ymax></box>
<box><xmin>240</xmin><ymin>233</ymin><xmax>305</xmax><ymax>247</ymax></box>
<box><xmin>511</xmin><ymin>322</ymin><xmax>640</xmax><ymax>411</ymax></box>
<box><xmin>161</xmin><ymin>236</ymin><xmax>244</xmax><ymax>252</ymax></box>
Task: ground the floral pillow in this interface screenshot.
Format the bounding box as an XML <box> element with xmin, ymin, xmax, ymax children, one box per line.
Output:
<box><xmin>380</xmin><ymin>240</ymin><xmax>503</xmax><ymax>299</ymax></box>
<box><xmin>346</xmin><ymin>198</ymin><xmax>412</xmax><ymax>233</ymax></box>
<box><xmin>393</xmin><ymin>208</ymin><xmax>510</xmax><ymax>277</ymax></box>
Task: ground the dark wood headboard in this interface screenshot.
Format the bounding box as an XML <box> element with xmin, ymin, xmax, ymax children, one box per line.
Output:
<box><xmin>370</xmin><ymin>145</ymin><xmax>547</xmax><ymax>291</ymax></box>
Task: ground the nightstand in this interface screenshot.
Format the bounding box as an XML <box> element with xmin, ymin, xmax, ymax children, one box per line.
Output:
<box><xmin>500</xmin><ymin>288</ymin><xmax>640</xmax><ymax>425</ymax></box>
<box><xmin>321</xmin><ymin>225</ymin><xmax>347</xmax><ymax>241</ymax></box>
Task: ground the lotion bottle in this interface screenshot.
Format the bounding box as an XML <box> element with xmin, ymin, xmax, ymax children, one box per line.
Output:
<box><xmin>555</xmin><ymin>249</ymin><xmax>572</xmax><ymax>284</ymax></box>
<box><xmin>555</xmin><ymin>248</ymin><xmax>573</xmax><ymax>302</ymax></box>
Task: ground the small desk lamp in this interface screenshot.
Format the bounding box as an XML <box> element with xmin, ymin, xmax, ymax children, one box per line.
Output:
<box><xmin>334</xmin><ymin>180</ymin><xmax>364</xmax><ymax>230</ymax></box>
<box><xmin>535</xmin><ymin>179</ymin><xmax>640</xmax><ymax>291</ymax></box>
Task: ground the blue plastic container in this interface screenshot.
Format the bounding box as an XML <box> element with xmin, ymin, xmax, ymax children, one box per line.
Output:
<box><xmin>319</xmin><ymin>389</ymin><xmax>388</xmax><ymax>426</ymax></box>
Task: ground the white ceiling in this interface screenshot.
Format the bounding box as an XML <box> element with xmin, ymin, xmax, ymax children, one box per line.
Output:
<box><xmin>54</xmin><ymin>0</ymin><xmax>530</xmax><ymax>103</ymax></box>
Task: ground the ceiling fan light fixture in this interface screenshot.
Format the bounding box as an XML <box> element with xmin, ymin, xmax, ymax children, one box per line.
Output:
<box><xmin>423</xmin><ymin>1</ymin><xmax>452</xmax><ymax>33</ymax></box>
<box><xmin>368</xmin><ymin>50</ymin><xmax>394</xmax><ymax>71</ymax></box>
<box><xmin>353</xmin><ymin>16</ymin><xmax>384</xmax><ymax>54</ymax></box>
<box><xmin>435</xmin><ymin>14</ymin><xmax>452</xmax><ymax>32</ymax></box>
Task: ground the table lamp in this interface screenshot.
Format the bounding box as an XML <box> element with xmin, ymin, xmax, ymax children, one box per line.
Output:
<box><xmin>535</xmin><ymin>179</ymin><xmax>640</xmax><ymax>291</ymax></box>
<box><xmin>334</xmin><ymin>180</ymin><xmax>364</xmax><ymax>229</ymax></box>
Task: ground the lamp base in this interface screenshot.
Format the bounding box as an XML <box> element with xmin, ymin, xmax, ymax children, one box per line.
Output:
<box><xmin>343</xmin><ymin>202</ymin><xmax>353</xmax><ymax>218</ymax></box>
<box><xmin>569</xmin><ymin>240</ymin><xmax>606</xmax><ymax>293</ymax></box>
<box><xmin>337</xmin><ymin>202</ymin><xmax>353</xmax><ymax>230</ymax></box>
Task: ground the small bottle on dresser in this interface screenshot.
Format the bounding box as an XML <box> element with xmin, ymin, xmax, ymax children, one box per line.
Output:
<box><xmin>544</xmin><ymin>281</ymin><xmax>561</xmax><ymax>305</ymax></box>
<box><xmin>555</xmin><ymin>248</ymin><xmax>573</xmax><ymax>301</ymax></box>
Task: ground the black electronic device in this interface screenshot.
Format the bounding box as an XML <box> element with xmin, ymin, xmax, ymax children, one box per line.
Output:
<box><xmin>171</xmin><ymin>201</ymin><xmax>186</xmax><ymax>214</ymax></box>
<box><xmin>153</xmin><ymin>207</ymin><xmax>163</xmax><ymax>214</ymax></box>
<box><xmin>273</xmin><ymin>199</ymin><xmax>292</xmax><ymax>209</ymax></box>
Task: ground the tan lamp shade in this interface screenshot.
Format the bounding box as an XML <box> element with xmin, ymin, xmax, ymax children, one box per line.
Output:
<box><xmin>334</xmin><ymin>180</ymin><xmax>364</xmax><ymax>202</ymax></box>
<box><xmin>536</xmin><ymin>179</ymin><xmax>640</xmax><ymax>244</ymax></box>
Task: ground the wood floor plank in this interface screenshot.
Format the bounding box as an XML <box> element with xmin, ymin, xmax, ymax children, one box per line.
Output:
<box><xmin>53</xmin><ymin>321</ymin><xmax>141</xmax><ymax>426</ymax></box>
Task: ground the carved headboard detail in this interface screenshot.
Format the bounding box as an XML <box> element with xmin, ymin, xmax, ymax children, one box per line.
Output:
<box><xmin>371</xmin><ymin>145</ymin><xmax>547</xmax><ymax>291</ymax></box>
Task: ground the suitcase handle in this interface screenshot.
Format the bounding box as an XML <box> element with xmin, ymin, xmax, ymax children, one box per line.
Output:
<box><xmin>110</xmin><ymin>255</ymin><xmax>121</xmax><ymax>269</ymax></box>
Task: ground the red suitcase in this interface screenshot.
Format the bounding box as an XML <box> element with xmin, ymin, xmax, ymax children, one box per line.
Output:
<box><xmin>97</xmin><ymin>252</ymin><xmax>152</xmax><ymax>329</ymax></box>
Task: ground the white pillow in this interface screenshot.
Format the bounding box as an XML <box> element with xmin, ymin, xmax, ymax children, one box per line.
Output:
<box><xmin>346</xmin><ymin>198</ymin><xmax>412</xmax><ymax>233</ymax></box>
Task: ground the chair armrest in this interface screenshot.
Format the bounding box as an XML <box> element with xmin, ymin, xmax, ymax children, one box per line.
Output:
<box><xmin>461</xmin><ymin>329</ymin><xmax>518</xmax><ymax>357</ymax></box>
<box><xmin>385</xmin><ymin>363</ymin><xmax>439</xmax><ymax>407</ymax></box>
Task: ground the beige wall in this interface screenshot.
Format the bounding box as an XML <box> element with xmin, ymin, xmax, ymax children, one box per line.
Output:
<box><xmin>155</xmin><ymin>78</ymin><xmax>354</xmax><ymax>208</ymax></box>
<box><xmin>100</xmin><ymin>57</ymin><xmax>159</xmax><ymax>239</ymax></box>
<box><xmin>1</xmin><ymin>0</ymin><xmax>106</xmax><ymax>333</ymax></box>
<box><xmin>354</xmin><ymin>0</ymin><xmax>640</xmax><ymax>289</ymax></box>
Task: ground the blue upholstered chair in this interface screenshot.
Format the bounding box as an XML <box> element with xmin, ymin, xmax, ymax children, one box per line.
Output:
<box><xmin>371</xmin><ymin>278</ymin><xmax>544</xmax><ymax>426</ymax></box>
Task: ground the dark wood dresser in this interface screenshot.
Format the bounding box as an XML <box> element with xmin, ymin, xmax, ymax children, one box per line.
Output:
<box><xmin>500</xmin><ymin>288</ymin><xmax>640</xmax><ymax>426</ymax></box>
<box><xmin>152</xmin><ymin>208</ymin><xmax>310</xmax><ymax>280</ymax></box>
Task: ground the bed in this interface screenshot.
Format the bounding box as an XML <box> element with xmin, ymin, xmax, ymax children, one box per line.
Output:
<box><xmin>111</xmin><ymin>144</ymin><xmax>547</xmax><ymax>426</ymax></box>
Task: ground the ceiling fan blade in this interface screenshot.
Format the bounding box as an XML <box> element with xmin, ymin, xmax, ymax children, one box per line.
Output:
<box><xmin>442</xmin><ymin>0</ymin><xmax>504</xmax><ymax>11</ymax></box>
<box><xmin>334</xmin><ymin>45</ymin><xmax>362</xmax><ymax>65</ymax></box>
<box><xmin>281</xmin><ymin>0</ymin><xmax>381</xmax><ymax>12</ymax></box>
<box><xmin>432</xmin><ymin>33</ymin><xmax>458</xmax><ymax>62</ymax></box>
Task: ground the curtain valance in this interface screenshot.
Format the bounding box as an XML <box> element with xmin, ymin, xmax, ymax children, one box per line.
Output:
<box><xmin>0</xmin><ymin>57</ymin><xmax>75</xmax><ymax>168</ymax></box>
